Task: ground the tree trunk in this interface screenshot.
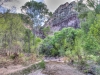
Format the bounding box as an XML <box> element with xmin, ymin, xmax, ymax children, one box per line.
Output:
<box><xmin>28</xmin><ymin>30</ymin><xmax>31</xmax><ymax>53</ymax></box>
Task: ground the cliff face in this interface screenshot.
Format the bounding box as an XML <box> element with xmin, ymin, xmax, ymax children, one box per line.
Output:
<box><xmin>45</xmin><ymin>1</ymin><xmax>80</xmax><ymax>34</ymax></box>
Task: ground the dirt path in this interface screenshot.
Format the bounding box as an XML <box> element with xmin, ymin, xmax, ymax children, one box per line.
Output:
<box><xmin>0</xmin><ymin>61</ymin><xmax>85</xmax><ymax>75</ymax></box>
<box><xmin>29</xmin><ymin>61</ymin><xmax>85</xmax><ymax>75</ymax></box>
<box><xmin>0</xmin><ymin>65</ymin><xmax>25</xmax><ymax>75</ymax></box>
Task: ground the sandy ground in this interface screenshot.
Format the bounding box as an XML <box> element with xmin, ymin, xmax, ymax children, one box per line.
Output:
<box><xmin>29</xmin><ymin>69</ymin><xmax>47</xmax><ymax>75</ymax></box>
<box><xmin>29</xmin><ymin>61</ymin><xmax>85</xmax><ymax>75</ymax></box>
<box><xmin>0</xmin><ymin>65</ymin><xmax>25</xmax><ymax>75</ymax></box>
<box><xmin>0</xmin><ymin>58</ymin><xmax>85</xmax><ymax>75</ymax></box>
<box><xmin>0</xmin><ymin>59</ymin><xmax>41</xmax><ymax>75</ymax></box>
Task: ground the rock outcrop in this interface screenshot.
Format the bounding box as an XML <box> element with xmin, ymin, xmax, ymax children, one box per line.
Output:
<box><xmin>44</xmin><ymin>1</ymin><xmax>80</xmax><ymax>34</ymax></box>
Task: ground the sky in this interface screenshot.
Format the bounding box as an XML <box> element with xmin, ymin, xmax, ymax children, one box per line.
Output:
<box><xmin>0</xmin><ymin>0</ymin><xmax>75</xmax><ymax>13</ymax></box>
<box><xmin>44</xmin><ymin>0</ymin><xmax>74</xmax><ymax>12</ymax></box>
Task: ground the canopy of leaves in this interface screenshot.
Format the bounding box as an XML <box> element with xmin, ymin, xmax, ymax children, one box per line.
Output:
<box><xmin>21</xmin><ymin>1</ymin><xmax>51</xmax><ymax>26</ymax></box>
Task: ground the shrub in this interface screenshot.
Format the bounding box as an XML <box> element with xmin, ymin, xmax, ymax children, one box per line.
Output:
<box><xmin>38</xmin><ymin>60</ymin><xmax>45</xmax><ymax>69</ymax></box>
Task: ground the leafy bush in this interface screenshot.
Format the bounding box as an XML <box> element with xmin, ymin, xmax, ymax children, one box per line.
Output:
<box><xmin>39</xmin><ymin>27</ymin><xmax>77</xmax><ymax>57</ymax></box>
<box><xmin>96</xmin><ymin>57</ymin><xmax>100</xmax><ymax>65</ymax></box>
<box><xmin>38</xmin><ymin>60</ymin><xmax>45</xmax><ymax>69</ymax></box>
<box><xmin>10</xmin><ymin>53</ymin><xmax>19</xmax><ymax>60</ymax></box>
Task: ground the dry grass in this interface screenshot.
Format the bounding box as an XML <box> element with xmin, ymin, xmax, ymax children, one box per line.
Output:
<box><xmin>43</xmin><ymin>61</ymin><xmax>85</xmax><ymax>75</ymax></box>
<box><xmin>0</xmin><ymin>53</ymin><xmax>38</xmax><ymax>68</ymax></box>
<box><xmin>0</xmin><ymin>53</ymin><xmax>40</xmax><ymax>75</ymax></box>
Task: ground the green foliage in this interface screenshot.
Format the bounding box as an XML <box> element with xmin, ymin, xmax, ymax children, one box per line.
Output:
<box><xmin>81</xmin><ymin>11</ymin><xmax>95</xmax><ymax>33</ymax></box>
<box><xmin>21</xmin><ymin>1</ymin><xmax>50</xmax><ymax>27</ymax></box>
<box><xmin>38</xmin><ymin>60</ymin><xmax>45</xmax><ymax>69</ymax></box>
<box><xmin>39</xmin><ymin>27</ymin><xmax>77</xmax><ymax>57</ymax></box>
<box><xmin>84</xmin><ymin>14</ymin><xmax>100</xmax><ymax>55</ymax></box>
<box><xmin>95</xmin><ymin>4</ymin><xmax>100</xmax><ymax>14</ymax></box>
<box><xmin>41</xmin><ymin>26</ymin><xmax>50</xmax><ymax>38</ymax></box>
<box><xmin>83</xmin><ymin>36</ymin><xmax>99</xmax><ymax>54</ymax></box>
<box><xmin>35</xmin><ymin>37</ymin><xmax>42</xmax><ymax>45</ymax></box>
<box><xmin>80</xmin><ymin>13</ymin><xmax>100</xmax><ymax>64</ymax></box>
<box><xmin>19</xmin><ymin>53</ymin><xmax>24</xmax><ymax>58</ymax></box>
<box><xmin>39</xmin><ymin>10</ymin><xmax>100</xmax><ymax>65</ymax></box>
<box><xmin>23</xmin><ymin>29</ymin><xmax>41</xmax><ymax>53</ymax></box>
<box><xmin>0</xmin><ymin>14</ymin><xmax>26</xmax><ymax>52</ymax></box>
<box><xmin>19</xmin><ymin>14</ymin><xmax>33</xmax><ymax>25</ymax></box>
<box><xmin>75</xmin><ymin>0</ymin><xmax>89</xmax><ymax>19</ymax></box>
<box><xmin>0</xmin><ymin>13</ymin><xmax>42</xmax><ymax>55</ymax></box>
<box><xmin>96</xmin><ymin>57</ymin><xmax>100</xmax><ymax>65</ymax></box>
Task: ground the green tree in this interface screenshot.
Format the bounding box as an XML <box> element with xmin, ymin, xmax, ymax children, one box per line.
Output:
<box><xmin>81</xmin><ymin>11</ymin><xmax>95</xmax><ymax>33</ymax></box>
<box><xmin>87</xmin><ymin>14</ymin><xmax>100</xmax><ymax>55</ymax></box>
<box><xmin>87</xmin><ymin>0</ymin><xmax>100</xmax><ymax>14</ymax></box>
<box><xmin>21</xmin><ymin>0</ymin><xmax>51</xmax><ymax>36</ymax></box>
<box><xmin>76</xmin><ymin>0</ymin><xmax>89</xmax><ymax>19</ymax></box>
<box><xmin>0</xmin><ymin>13</ymin><xmax>25</xmax><ymax>55</ymax></box>
<box><xmin>23</xmin><ymin>29</ymin><xmax>33</xmax><ymax>53</ymax></box>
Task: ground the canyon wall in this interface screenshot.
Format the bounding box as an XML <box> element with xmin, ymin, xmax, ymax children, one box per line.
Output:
<box><xmin>44</xmin><ymin>1</ymin><xmax>80</xmax><ymax>34</ymax></box>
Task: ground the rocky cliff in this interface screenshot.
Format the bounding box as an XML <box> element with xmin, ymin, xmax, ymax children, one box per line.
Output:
<box><xmin>44</xmin><ymin>1</ymin><xmax>80</xmax><ymax>34</ymax></box>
